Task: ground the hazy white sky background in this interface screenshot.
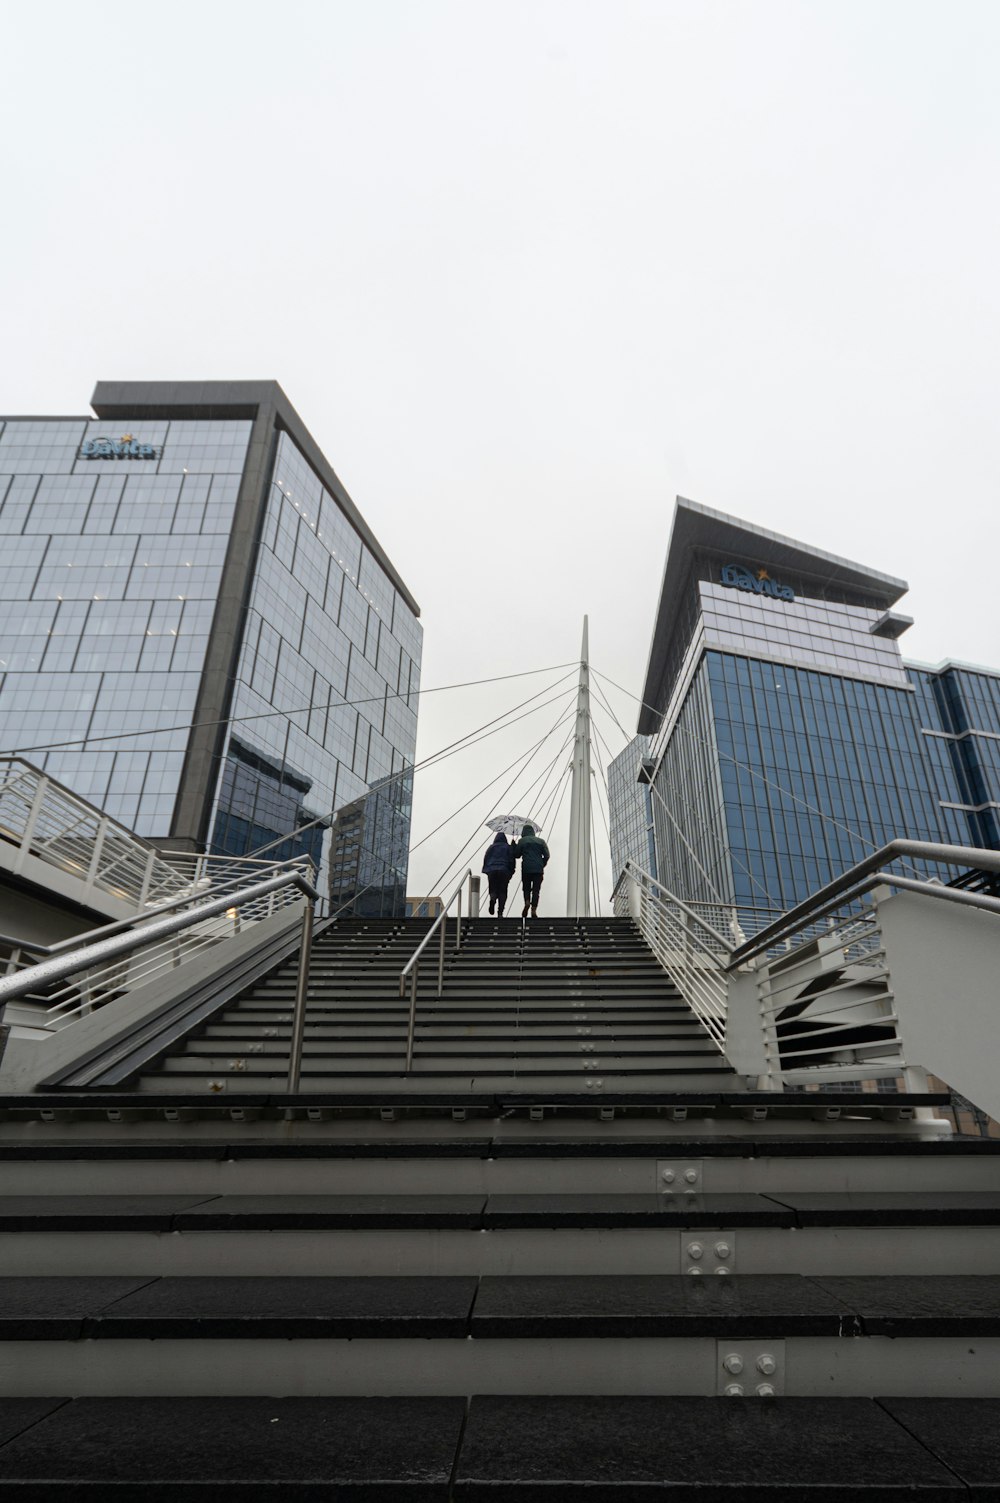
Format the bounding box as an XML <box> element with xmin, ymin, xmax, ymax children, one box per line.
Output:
<box><xmin>2</xmin><ymin>0</ymin><xmax>999</xmax><ymax>913</ymax></box>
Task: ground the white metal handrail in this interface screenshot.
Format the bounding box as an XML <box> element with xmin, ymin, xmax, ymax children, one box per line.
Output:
<box><xmin>398</xmin><ymin>869</ymin><xmax>476</xmax><ymax>1070</ymax></box>
<box><xmin>613</xmin><ymin>862</ymin><xmax>729</xmax><ymax>1051</ymax></box>
<box><xmin>730</xmin><ymin>839</ymin><xmax>1000</xmax><ymax>967</ymax></box>
<box><xmin>0</xmin><ymin>865</ymin><xmax>319</xmax><ymax>1047</ymax></box>
<box><xmin>616</xmin><ymin>842</ymin><xmax>1000</xmax><ymax>1097</ymax></box>
<box><xmin>729</xmin><ymin>840</ymin><xmax>1000</xmax><ymax>1092</ymax></box>
<box><xmin>0</xmin><ymin>759</ymin><xmax>191</xmax><ymax>911</ymax></box>
<box><xmin>752</xmin><ymin>903</ymin><xmax>904</xmax><ymax>1088</ymax></box>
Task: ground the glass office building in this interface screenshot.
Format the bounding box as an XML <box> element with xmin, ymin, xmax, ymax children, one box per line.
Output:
<box><xmin>0</xmin><ymin>381</ymin><xmax>422</xmax><ymax>915</ymax></box>
<box><xmin>622</xmin><ymin>498</ymin><xmax>999</xmax><ymax>923</ymax></box>
<box><xmin>607</xmin><ymin>734</ymin><xmax>657</xmax><ymax>883</ymax></box>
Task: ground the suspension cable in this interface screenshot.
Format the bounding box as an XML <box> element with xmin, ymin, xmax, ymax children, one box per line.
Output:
<box><xmin>426</xmin><ymin>710</ymin><xmax>578</xmax><ymax>901</ymax></box>
<box><xmin>589</xmin><ymin>675</ymin><xmax>737</xmax><ymax>904</ymax></box>
<box><xmin>590</xmin><ymin>681</ymin><xmax>781</xmax><ymax>908</ymax></box>
<box><xmin>244</xmin><ymin>676</ymin><xmax>577</xmax><ymax>861</ymax></box>
<box><xmin>4</xmin><ymin>661</ymin><xmax>578</xmax><ymax>759</ymax></box>
<box><xmin>411</xmin><ymin>704</ymin><xmax>575</xmax><ymax>857</ymax></box>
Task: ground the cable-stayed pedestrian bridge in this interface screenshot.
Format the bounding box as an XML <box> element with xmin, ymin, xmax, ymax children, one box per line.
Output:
<box><xmin>1</xmin><ymin>659</ymin><xmax>1000</xmax><ymax>1492</ymax></box>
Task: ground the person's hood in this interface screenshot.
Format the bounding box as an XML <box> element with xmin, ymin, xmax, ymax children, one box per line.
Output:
<box><xmin>491</xmin><ymin>832</ymin><xmax>508</xmax><ymax>845</ymax></box>
<box><xmin>520</xmin><ymin>824</ymin><xmax>535</xmax><ymax>838</ymax></box>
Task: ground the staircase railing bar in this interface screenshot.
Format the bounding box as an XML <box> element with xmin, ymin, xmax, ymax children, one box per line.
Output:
<box><xmin>0</xmin><ymin>759</ymin><xmax>195</xmax><ymax>908</ymax></box>
<box><xmin>759</xmin><ymin>950</ymin><xmax>889</xmax><ymax>1004</ymax></box>
<box><xmin>611</xmin><ymin>865</ymin><xmax>734</xmax><ymax>952</ymax></box>
<box><xmin>617</xmin><ymin>842</ymin><xmax>998</xmax><ymax>1096</ymax></box>
<box><xmin>772</xmin><ymin>1007</ymin><xmax>899</xmax><ymax>1048</ymax></box>
<box><xmin>285</xmin><ymin>899</ymin><xmax>316</xmax><ymax>1095</ymax></box>
<box><xmin>729</xmin><ymin>839</ymin><xmax>1000</xmax><ymax>966</ymax></box>
<box><xmin>614</xmin><ymin>866</ymin><xmax>730</xmax><ymax>1050</ymax></box>
<box><xmin>763</xmin><ymin>971</ymin><xmax>894</xmax><ymax>1016</ymax></box>
<box><xmin>399</xmin><ymin>869</ymin><xmax>474</xmax><ymax>1071</ymax></box>
<box><xmin>0</xmin><ymin>867</ymin><xmax>320</xmax><ymax>1020</ymax></box>
<box><xmin>0</xmin><ymin>856</ymin><xmax>315</xmax><ymax>963</ymax></box>
<box><xmin>871</xmin><ymin>872</ymin><xmax>1000</xmax><ymax>916</ymax></box>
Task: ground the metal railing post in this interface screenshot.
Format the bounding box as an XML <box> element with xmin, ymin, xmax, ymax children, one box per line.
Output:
<box><xmin>469</xmin><ymin>874</ymin><xmax>480</xmax><ymax>917</ymax></box>
<box><xmin>14</xmin><ymin>775</ymin><xmax>48</xmax><ymax>874</ymax></box>
<box><xmin>285</xmin><ymin>899</ymin><xmax>315</xmax><ymax>1096</ymax></box>
<box><xmin>396</xmin><ymin>868</ymin><xmax>475</xmax><ymax>1064</ymax></box>
<box><xmin>137</xmin><ymin>847</ymin><xmax>157</xmax><ymax>907</ymax></box>
<box><xmin>86</xmin><ymin>818</ymin><xmax>110</xmax><ymax>888</ymax></box>
<box><xmin>406</xmin><ymin>963</ymin><xmax>419</xmax><ymax>1070</ymax></box>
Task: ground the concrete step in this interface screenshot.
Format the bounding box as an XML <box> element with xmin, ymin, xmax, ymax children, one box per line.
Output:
<box><xmin>135</xmin><ymin>1071</ymin><xmax>746</xmax><ymax>1094</ymax></box>
<box><xmin>3</xmin><ymin>1193</ymin><xmax>1000</xmax><ymax>1278</ymax></box>
<box><xmin>226</xmin><ymin>1005</ymin><xmax>696</xmax><ymax>1020</ymax></box>
<box><xmin>1</xmin><ymin>1274</ymin><xmax>999</xmax><ymax>1397</ymax></box>
<box><xmin>0</xmin><ymin>1390</ymin><xmax>994</xmax><ymax>1494</ymax></box>
<box><xmin>180</xmin><ymin>1039</ymin><xmax>723</xmax><ymax>1059</ymax></box>
<box><xmin>147</xmin><ymin>1062</ymin><xmax>742</xmax><ymax>1087</ymax></box>
<box><xmin>1</xmin><ymin>1133</ymin><xmax>994</xmax><ymax>1196</ymax></box>
<box><xmin>198</xmin><ymin>1022</ymin><xmax>706</xmax><ymax>1034</ymax></box>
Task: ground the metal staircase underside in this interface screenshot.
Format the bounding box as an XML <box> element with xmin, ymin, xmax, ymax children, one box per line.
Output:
<box><xmin>0</xmin><ymin>915</ymin><xmax>997</xmax><ymax>1496</ymax></box>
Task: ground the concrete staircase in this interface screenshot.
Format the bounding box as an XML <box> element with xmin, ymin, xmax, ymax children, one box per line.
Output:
<box><xmin>0</xmin><ymin>915</ymin><xmax>997</xmax><ymax>1496</ymax></box>
<box><xmin>138</xmin><ymin>916</ymin><xmax>744</xmax><ymax>1096</ymax></box>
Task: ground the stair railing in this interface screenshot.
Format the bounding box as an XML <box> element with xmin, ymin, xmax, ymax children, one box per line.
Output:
<box><xmin>612</xmin><ymin>862</ymin><xmax>732</xmax><ymax>1050</ymax></box>
<box><xmin>0</xmin><ymin>758</ymin><xmax>196</xmax><ymax>910</ymax></box>
<box><xmin>614</xmin><ymin>840</ymin><xmax>1000</xmax><ymax>1093</ymax></box>
<box><xmin>727</xmin><ymin>838</ymin><xmax>1000</xmax><ymax>1093</ymax></box>
<box><xmin>399</xmin><ymin>869</ymin><xmax>474</xmax><ymax>1070</ymax></box>
<box><xmin>0</xmin><ymin>863</ymin><xmax>319</xmax><ymax>1039</ymax></box>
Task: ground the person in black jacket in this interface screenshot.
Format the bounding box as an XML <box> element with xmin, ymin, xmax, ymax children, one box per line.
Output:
<box><xmin>482</xmin><ymin>832</ymin><xmax>517</xmax><ymax>917</ymax></box>
<box><xmin>511</xmin><ymin>822</ymin><xmax>550</xmax><ymax>918</ymax></box>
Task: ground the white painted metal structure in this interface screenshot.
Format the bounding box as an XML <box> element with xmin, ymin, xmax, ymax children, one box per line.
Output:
<box><xmin>565</xmin><ymin>616</ymin><xmax>593</xmax><ymax>917</ymax></box>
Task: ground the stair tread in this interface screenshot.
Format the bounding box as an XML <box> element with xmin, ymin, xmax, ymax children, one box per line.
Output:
<box><xmin>0</xmin><ymin>1394</ymin><xmax>996</xmax><ymax>1494</ymax></box>
<box><xmin>3</xmin><ymin>1273</ymin><xmax>997</xmax><ymax>1338</ymax></box>
<box><xmin>0</xmin><ymin>1395</ymin><xmax>466</xmax><ymax>1494</ymax></box>
<box><xmin>456</xmin><ymin>1395</ymin><xmax>973</xmax><ymax>1494</ymax></box>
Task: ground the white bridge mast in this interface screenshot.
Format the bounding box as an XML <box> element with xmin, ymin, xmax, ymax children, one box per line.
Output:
<box><xmin>566</xmin><ymin>616</ymin><xmax>593</xmax><ymax>917</ymax></box>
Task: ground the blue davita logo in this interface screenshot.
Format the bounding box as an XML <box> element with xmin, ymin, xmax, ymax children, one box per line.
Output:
<box><xmin>721</xmin><ymin>563</ymin><xmax>795</xmax><ymax>602</ymax></box>
<box><xmin>80</xmin><ymin>433</ymin><xmax>160</xmax><ymax>460</ymax></box>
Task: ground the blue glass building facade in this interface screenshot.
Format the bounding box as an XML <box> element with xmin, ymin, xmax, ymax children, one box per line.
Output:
<box><xmin>0</xmin><ymin>382</ymin><xmax>422</xmax><ymax>916</ymax></box>
<box><xmin>626</xmin><ymin>499</ymin><xmax>999</xmax><ymax>923</ymax></box>
<box><xmin>607</xmin><ymin>734</ymin><xmax>657</xmax><ymax>883</ymax></box>
<box><xmin>908</xmin><ymin>662</ymin><xmax>1000</xmax><ymax>851</ymax></box>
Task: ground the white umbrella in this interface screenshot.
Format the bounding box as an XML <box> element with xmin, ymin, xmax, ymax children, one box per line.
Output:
<box><xmin>486</xmin><ymin>815</ymin><xmax>543</xmax><ymax>838</ymax></box>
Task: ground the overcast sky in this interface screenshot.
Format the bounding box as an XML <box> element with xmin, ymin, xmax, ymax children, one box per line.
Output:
<box><xmin>3</xmin><ymin>0</ymin><xmax>999</xmax><ymax>913</ymax></box>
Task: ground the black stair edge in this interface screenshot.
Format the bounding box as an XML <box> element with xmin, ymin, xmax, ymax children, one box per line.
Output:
<box><xmin>1</xmin><ymin>1133</ymin><xmax>996</xmax><ymax>1161</ymax></box>
<box><xmin>0</xmin><ymin>1090</ymin><xmax>952</xmax><ymax>1115</ymax></box>
<box><xmin>2</xmin><ymin>1274</ymin><xmax>1000</xmax><ymax>1341</ymax></box>
<box><xmin>14</xmin><ymin>1190</ymin><xmax>1000</xmax><ymax>1231</ymax></box>
<box><xmin>0</xmin><ymin>1192</ymin><xmax>798</xmax><ymax>1232</ymax></box>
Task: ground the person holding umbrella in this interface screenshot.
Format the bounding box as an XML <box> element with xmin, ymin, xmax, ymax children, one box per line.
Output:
<box><xmin>511</xmin><ymin>821</ymin><xmax>550</xmax><ymax>919</ymax></box>
<box><xmin>482</xmin><ymin>831</ymin><xmax>517</xmax><ymax>918</ymax></box>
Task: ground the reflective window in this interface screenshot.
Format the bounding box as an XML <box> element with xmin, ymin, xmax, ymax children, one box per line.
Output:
<box><xmin>0</xmin><ymin>416</ymin><xmax>252</xmax><ymax>836</ymax></box>
<box><xmin>208</xmin><ymin>431</ymin><xmax>422</xmax><ymax>915</ymax></box>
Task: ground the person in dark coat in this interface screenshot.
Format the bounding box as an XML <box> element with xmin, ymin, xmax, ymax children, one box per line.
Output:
<box><xmin>482</xmin><ymin>832</ymin><xmax>517</xmax><ymax>917</ymax></box>
<box><xmin>511</xmin><ymin>822</ymin><xmax>550</xmax><ymax>918</ymax></box>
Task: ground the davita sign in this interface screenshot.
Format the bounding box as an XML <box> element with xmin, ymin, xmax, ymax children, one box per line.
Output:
<box><xmin>721</xmin><ymin>564</ymin><xmax>795</xmax><ymax>602</ymax></box>
<box><xmin>80</xmin><ymin>433</ymin><xmax>161</xmax><ymax>460</ymax></box>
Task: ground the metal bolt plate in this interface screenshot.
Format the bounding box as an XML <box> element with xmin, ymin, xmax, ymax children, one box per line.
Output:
<box><xmin>657</xmin><ymin>1159</ymin><xmax>703</xmax><ymax>1193</ymax></box>
<box><xmin>716</xmin><ymin>1340</ymin><xmax>784</xmax><ymax>1395</ymax></box>
<box><xmin>681</xmin><ymin>1229</ymin><xmax>736</xmax><ymax>1274</ymax></box>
